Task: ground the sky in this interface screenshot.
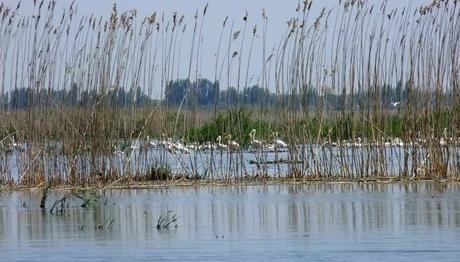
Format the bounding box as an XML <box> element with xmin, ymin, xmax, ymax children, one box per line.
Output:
<box><xmin>9</xmin><ymin>0</ymin><xmax>430</xmax><ymax>27</ymax></box>
<box><xmin>10</xmin><ymin>1</ymin><xmax>430</xmax><ymax>37</ymax></box>
<box><xmin>1</xmin><ymin>0</ymin><xmax>431</xmax><ymax>97</ymax></box>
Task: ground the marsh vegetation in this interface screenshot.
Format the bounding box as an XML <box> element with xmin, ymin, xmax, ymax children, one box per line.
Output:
<box><xmin>0</xmin><ymin>0</ymin><xmax>459</xmax><ymax>188</ymax></box>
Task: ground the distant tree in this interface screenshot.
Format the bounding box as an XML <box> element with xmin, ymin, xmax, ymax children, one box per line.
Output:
<box><xmin>165</xmin><ymin>79</ymin><xmax>188</xmax><ymax>105</ymax></box>
<box><xmin>220</xmin><ymin>87</ymin><xmax>239</xmax><ymax>106</ymax></box>
<box><xmin>195</xmin><ymin>79</ymin><xmax>219</xmax><ymax>106</ymax></box>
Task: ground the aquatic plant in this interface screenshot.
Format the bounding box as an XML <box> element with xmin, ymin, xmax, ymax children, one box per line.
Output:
<box><xmin>73</xmin><ymin>189</ymin><xmax>99</xmax><ymax>208</ymax></box>
<box><xmin>186</xmin><ymin>108</ymin><xmax>271</xmax><ymax>146</ymax></box>
<box><xmin>40</xmin><ymin>183</ymin><xmax>52</xmax><ymax>209</ymax></box>
<box><xmin>156</xmin><ymin>210</ymin><xmax>178</xmax><ymax>230</ymax></box>
<box><xmin>95</xmin><ymin>219</ymin><xmax>115</xmax><ymax>231</ymax></box>
<box><xmin>50</xmin><ymin>194</ymin><xmax>70</xmax><ymax>215</ymax></box>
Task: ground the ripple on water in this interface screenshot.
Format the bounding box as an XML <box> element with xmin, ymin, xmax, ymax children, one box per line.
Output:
<box><xmin>1</xmin><ymin>182</ymin><xmax>460</xmax><ymax>261</ymax></box>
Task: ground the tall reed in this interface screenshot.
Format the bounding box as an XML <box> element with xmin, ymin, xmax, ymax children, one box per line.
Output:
<box><xmin>0</xmin><ymin>0</ymin><xmax>458</xmax><ymax>187</ymax></box>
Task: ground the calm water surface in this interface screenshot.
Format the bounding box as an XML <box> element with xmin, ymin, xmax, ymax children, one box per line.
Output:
<box><xmin>1</xmin><ymin>182</ymin><xmax>460</xmax><ymax>261</ymax></box>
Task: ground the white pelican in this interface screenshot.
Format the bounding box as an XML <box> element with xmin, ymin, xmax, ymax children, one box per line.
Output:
<box><xmin>114</xmin><ymin>150</ymin><xmax>126</xmax><ymax>157</ymax></box>
<box><xmin>392</xmin><ymin>138</ymin><xmax>404</xmax><ymax>147</ymax></box>
<box><xmin>272</xmin><ymin>132</ymin><xmax>287</xmax><ymax>149</ymax></box>
<box><xmin>353</xmin><ymin>138</ymin><xmax>363</xmax><ymax>147</ymax></box>
<box><xmin>442</xmin><ymin>128</ymin><xmax>448</xmax><ymax>138</ymax></box>
<box><xmin>249</xmin><ymin>129</ymin><xmax>265</xmax><ymax>149</ymax></box>
<box><xmin>440</xmin><ymin>128</ymin><xmax>448</xmax><ymax>147</ymax></box>
<box><xmin>198</xmin><ymin>141</ymin><xmax>213</xmax><ymax>151</ymax></box>
<box><xmin>186</xmin><ymin>142</ymin><xmax>199</xmax><ymax>151</ymax></box>
<box><xmin>216</xmin><ymin>136</ymin><xmax>228</xmax><ymax>151</ymax></box>
<box><xmin>264</xmin><ymin>144</ymin><xmax>276</xmax><ymax>152</ymax></box>
<box><xmin>224</xmin><ymin>134</ymin><xmax>240</xmax><ymax>151</ymax></box>
<box><xmin>149</xmin><ymin>140</ymin><xmax>158</xmax><ymax>148</ymax></box>
<box><xmin>163</xmin><ymin>138</ymin><xmax>177</xmax><ymax>154</ymax></box>
<box><xmin>9</xmin><ymin>137</ymin><xmax>25</xmax><ymax>152</ymax></box>
<box><xmin>158</xmin><ymin>134</ymin><xmax>169</xmax><ymax>148</ymax></box>
<box><xmin>130</xmin><ymin>139</ymin><xmax>140</xmax><ymax>151</ymax></box>
<box><xmin>439</xmin><ymin>138</ymin><xmax>447</xmax><ymax>147</ymax></box>
<box><xmin>174</xmin><ymin>140</ymin><xmax>191</xmax><ymax>154</ymax></box>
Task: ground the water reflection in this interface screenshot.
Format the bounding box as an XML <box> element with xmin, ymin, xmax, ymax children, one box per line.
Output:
<box><xmin>1</xmin><ymin>182</ymin><xmax>460</xmax><ymax>261</ymax></box>
<box><xmin>3</xmin><ymin>145</ymin><xmax>460</xmax><ymax>182</ymax></box>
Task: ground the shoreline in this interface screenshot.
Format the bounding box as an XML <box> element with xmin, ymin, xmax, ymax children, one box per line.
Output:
<box><xmin>2</xmin><ymin>176</ymin><xmax>459</xmax><ymax>192</ymax></box>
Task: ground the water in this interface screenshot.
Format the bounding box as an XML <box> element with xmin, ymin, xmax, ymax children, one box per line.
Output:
<box><xmin>1</xmin><ymin>182</ymin><xmax>460</xmax><ymax>261</ymax></box>
<box><xmin>3</xmin><ymin>144</ymin><xmax>460</xmax><ymax>183</ymax></box>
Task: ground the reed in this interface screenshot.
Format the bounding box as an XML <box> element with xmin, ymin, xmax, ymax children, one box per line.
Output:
<box><xmin>0</xmin><ymin>0</ymin><xmax>459</xmax><ymax>188</ymax></box>
<box><xmin>156</xmin><ymin>210</ymin><xmax>178</xmax><ymax>230</ymax></box>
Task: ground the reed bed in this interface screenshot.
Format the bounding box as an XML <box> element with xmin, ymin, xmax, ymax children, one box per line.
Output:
<box><xmin>0</xmin><ymin>0</ymin><xmax>459</xmax><ymax>187</ymax></box>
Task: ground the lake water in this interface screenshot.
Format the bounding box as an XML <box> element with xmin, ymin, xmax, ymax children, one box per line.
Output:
<box><xmin>3</xmin><ymin>145</ymin><xmax>460</xmax><ymax>183</ymax></box>
<box><xmin>1</xmin><ymin>182</ymin><xmax>460</xmax><ymax>261</ymax></box>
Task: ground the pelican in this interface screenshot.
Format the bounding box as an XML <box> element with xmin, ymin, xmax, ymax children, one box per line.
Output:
<box><xmin>440</xmin><ymin>128</ymin><xmax>448</xmax><ymax>147</ymax></box>
<box><xmin>199</xmin><ymin>141</ymin><xmax>213</xmax><ymax>151</ymax></box>
<box><xmin>158</xmin><ymin>133</ymin><xmax>169</xmax><ymax>148</ymax></box>
<box><xmin>249</xmin><ymin>129</ymin><xmax>265</xmax><ymax>149</ymax></box>
<box><xmin>186</xmin><ymin>142</ymin><xmax>199</xmax><ymax>151</ymax></box>
<box><xmin>224</xmin><ymin>134</ymin><xmax>240</xmax><ymax>151</ymax></box>
<box><xmin>272</xmin><ymin>132</ymin><xmax>287</xmax><ymax>149</ymax></box>
<box><xmin>382</xmin><ymin>137</ymin><xmax>392</xmax><ymax>147</ymax></box>
<box><xmin>216</xmin><ymin>136</ymin><xmax>228</xmax><ymax>151</ymax></box>
<box><xmin>163</xmin><ymin>138</ymin><xmax>177</xmax><ymax>154</ymax></box>
<box><xmin>130</xmin><ymin>140</ymin><xmax>140</xmax><ymax>150</ymax></box>
<box><xmin>353</xmin><ymin>138</ymin><xmax>363</xmax><ymax>147</ymax></box>
<box><xmin>149</xmin><ymin>140</ymin><xmax>158</xmax><ymax>148</ymax></box>
<box><xmin>439</xmin><ymin>137</ymin><xmax>447</xmax><ymax>147</ymax></box>
<box><xmin>264</xmin><ymin>143</ymin><xmax>276</xmax><ymax>152</ymax></box>
<box><xmin>392</xmin><ymin>138</ymin><xmax>404</xmax><ymax>147</ymax></box>
<box><xmin>442</xmin><ymin>128</ymin><xmax>448</xmax><ymax>138</ymax></box>
<box><xmin>9</xmin><ymin>137</ymin><xmax>25</xmax><ymax>152</ymax></box>
<box><xmin>174</xmin><ymin>140</ymin><xmax>191</xmax><ymax>154</ymax></box>
<box><xmin>114</xmin><ymin>150</ymin><xmax>126</xmax><ymax>156</ymax></box>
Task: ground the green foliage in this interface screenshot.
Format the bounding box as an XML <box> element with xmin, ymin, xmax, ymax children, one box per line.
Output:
<box><xmin>186</xmin><ymin>108</ymin><xmax>272</xmax><ymax>146</ymax></box>
<box><xmin>147</xmin><ymin>164</ymin><xmax>172</xmax><ymax>181</ymax></box>
<box><xmin>387</xmin><ymin>115</ymin><xmax>403</xmax><ymax>138</ymax></box>
<box><xmin>430</xmin><ymin>110</ymin><xmax>452</xmax><ymax>134</ymax></box>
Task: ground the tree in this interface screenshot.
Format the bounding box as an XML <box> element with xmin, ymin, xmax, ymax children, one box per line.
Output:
<box><xmin>165</xmin><ymin>79</ymin><xmax>188</xmax><ymax>105</ymax></box>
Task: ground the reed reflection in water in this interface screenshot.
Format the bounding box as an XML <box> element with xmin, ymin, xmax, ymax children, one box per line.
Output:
<box><xmin>1</xmin><ymin>182</ymin><xmax>460</xmax><ymax>261</ymax></box>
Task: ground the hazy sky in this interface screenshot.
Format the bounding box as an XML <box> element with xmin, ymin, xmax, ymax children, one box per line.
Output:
<box><xmin>2</xmin><ymin>0</ymin><xmax>431</xmax><ymax>96</ymax></box>
<box><xmin>11</xmin><ymin>1</ymin><xmax>430</xmax><ymax>33</ymax></box>
<box><xmin>10</xmin><ymin>1</ymin><xmax>430</xmax><ymax>22</ymax></box>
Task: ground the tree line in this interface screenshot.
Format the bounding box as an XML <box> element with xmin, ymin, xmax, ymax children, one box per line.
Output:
<box><xmin>0</xmin><ymin>78</ymin><xmax>451</xmax><ymax>110</ymax></box>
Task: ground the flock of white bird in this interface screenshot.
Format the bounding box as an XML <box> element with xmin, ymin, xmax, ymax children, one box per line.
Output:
<box><xmin>109</xmin><ymin>127</ymin><xmax>459</xmax><ymax>156</ymax></box>
<box><xmin>148</xmin><ymin>131</ymin><xmax>457</xmax><ymax>156</ymax></box>
<box><xmin>321</xmin><ymin>128</ymin><xmax>457</xmax><ymax>148</ymax></box>
<box><xmin>322</xmin><ymin>137</ymin><xmax>456</xmax><ymax>148</ymax></box>
<box><xmin>151</xmin><ymin>129</ymin><xmax>289</xmax><ymax>155</ymax></box>
<box><xmin>0</xmin><ymin>129</ymin><xmax>456</xmax><ymax>157</ymax></box>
